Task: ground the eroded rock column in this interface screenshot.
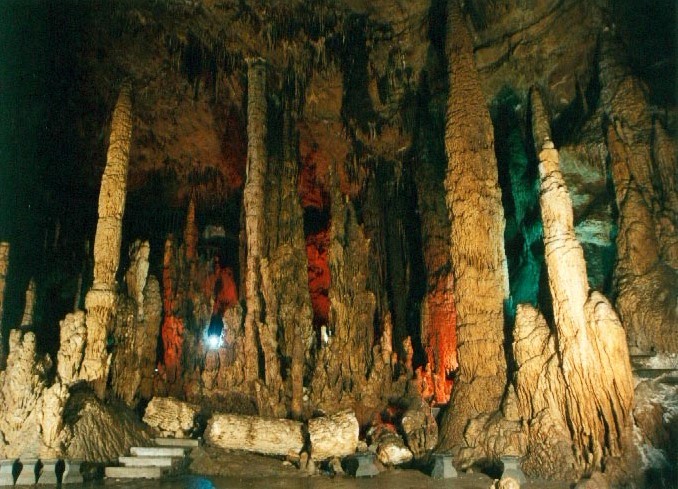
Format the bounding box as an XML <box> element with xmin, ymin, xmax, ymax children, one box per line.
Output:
<box><xmin>80</xmin><ymin>83</ymin><xmax>133</xmax><ymax>397</ymax></box>
<box><xmin>599</xmin><ymin>32</ymin><xmax>678</xmax><ymax>352</ymax></box>
<box><xmin>512</xmin><ymin>88</ymin><xmax>634</xmax><ymax>478</ymax></box>
<box><xmin>437</xmin><ymin>0</ymin><xmax>509</xmax><ymax>451</ymax></box>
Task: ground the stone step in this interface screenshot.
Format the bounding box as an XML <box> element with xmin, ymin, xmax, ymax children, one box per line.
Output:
<box><xmin>119</xmin><ymin>456</ymin><xmax>179</xmax><ymax>468</ymax></box>
<box><xmin>154</xmin><ymin>437</ymin><xmax>200</xmax><ymax>448</ymax></box>
<box><xmin>633</xmin><ymin>368</ymin><xmax>678</xmax><ymax>380</ymax></box>
<box><xmin>130</xmin><ymin>446</ymin><xmax>186</xmax><ymax>458</ymax></box>
<box><xmin>105</xmin><ymin>466</ymin><xmax>165</xmax><ymax>479</ymax></box>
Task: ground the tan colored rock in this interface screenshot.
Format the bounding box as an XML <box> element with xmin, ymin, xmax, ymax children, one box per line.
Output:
<box><xmin>64</xmin><ymin>391</ymin><xmax>152</xmax><ymax>463</ymax></box>
<box><xmin>438</xmin><ymin>0</ymin><xmax>509</xmax><ymax>455</ymax></box>
<box><xmin>110</xmin><ymin>296</ymin><xmax>140</xmax><ymax>406</ymax></box>
<box><xmin>205</xmin><ymin>413</ymin><xmax>304</xmax><ymax>457</ymax></box>
<box><xmin>510</xmin><ymin>87</ymin><xmax>634</xmax><ymax>479</ymax></box>
<box><xmin>81</xmin><ymin>83</ymin><xmax>133</xmax><ymax>397</ymax></box>
<box><xmin>242</xmin><ymin>58</ymin><xmax>280</xmax><ymax>399</ymax></box>
<box><xmin>574</xmin><ymin>472</ymin><xmax>609</xmax><ymax>489</ymax></box>
<box><xmin>0</xmin><ymin>242</ymin><xmax>8</xmax><ymax>365</ymax></box>
<box><xmin>56</xmin><ymin>311</ymin><xmax>86</xmax><ymax>385</ymax></box>
<box><xmin>38</xmin><ymin>381</ymin><xmax>69</xmax><ymax>458</ymax></box>
<box><xmin>0</xmin><ymin>330</ymin><xmax>44</xmax><ymax>458</ymax></box>
<box><xmin>308</xmin><ymin>410</ymin><xmax>359</xmax><ymax>461</ymax></box>
<box><xmin>125</xmin><ymin>240</ymin><xmax>150</xmax><ymax>321</ymax></box>
<box><xmin>20</xmin><ymin>279</ymin><xmax>36</xmax><ymax>328</ymax></box>
<box><xmin>599</xmin><ymin>32</ymin><xmax>678</xmax><ymax>353</ymax></box>
<box><xmin>137</xmin><ymin>275</ymin><xmax>161</xmax><ymax>401</ymax></box>
<box><xmin>369</xmin><ymin>425</ymin><xmax>412</xmax><ymax>466</ymax></box>
<box><xmin>143</xmin><ymin>397</ymin><xmax>200</xmax><ymax>436</ymax></box>
<box><xmin>400</xmin><ymin>397</ymin><xmax>438</xmax><ymax>459</ymax></box>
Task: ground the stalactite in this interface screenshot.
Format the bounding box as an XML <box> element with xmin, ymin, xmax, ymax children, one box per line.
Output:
<box><xmin>599</xmin><ymin>31</ymin><xmax>678</xmax><ymax>353</ymax></box>
<box><xmin>0</xmin><ymin>242</ymin><xmax>8</xmax><ymax>367</ymax></box>
<box><xmin>510</xmin><ymin>87</ymin><xmax>634</xmax><ymax>479</ymax></box>
<box><xmin>80</xmin><ymin>83</ymin><xmax>132</xmax><ymax>397</ymax></box>
<box><xmin>184</xmin><ymin>198</ymin><xmax>199</xmax><ymax>263</ymax></box>
<box><xmin>20</xmin><ymin>279</ymin><xmax>36</xmax><ymax>328</ymax></box>
<box><xmin>437</xmin><ymin>0</ymin><xmax>509</xmax><ymax>453</ymax></box>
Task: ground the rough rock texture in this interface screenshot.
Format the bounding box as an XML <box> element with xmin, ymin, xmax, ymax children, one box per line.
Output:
<box><xmin>143</xmin><ymin>397</ymin><xmax>200</xmax><ymax>437</ymax></box>
<box><xmin>0</xmin><ymin>330</ymin><xmax>44</xmax><ymax>458</ymax></box>
<box><xmin>124</xmin><ymin>240</ymin><xmax>150</xmax><ymax>321</ymax></box>
<box><xmin>205</xmin><ymin>413</ymin><xmax>304</xmax><ymax>457</ymax></box>
<box><xmin>574</xmin><ymin>472</ymin><xmax>610</xmax><ymax>489</ymax></box>
<box><xmin>242</xmin><ymin>59</ymin><xmax>283</xmax><ymax>414</ymax></box>
<box><xmin>369</xmin><ymin>424</ymin><xmax>413</xmax><ymax>466</ymax></box>
<box><xmin>37</xmin><ymin>381</ymin><xmax>69</xmax><ymax>458</ymax></box>
<box><xmin>56</xmin><ymin>311</ymin><xmax>87</xmax><ymax>385</ymax></box>
<box><xmin>260</xmin><ymin>109</ymin><xmax>314</xmax><ymax>419</ymax></box>
<box><xmin>64</xmin><ymin>391</ymin><xmax>152</xmax><ymax>463</ymax></box>
<box><xmin>0</xmin><ymin>242</ymin><xmax>8</xmax><ymax>365</ymax></box>
<box><xmin>308</xmin><ymin>410</ymin><xmax>359</xmax><ymax>461</ymax></box>
<box><xmin>509</xmin><ymin>88</ymin><xmax>634</xmax><ymax>480</ymax></box>
<box><xmin>400</xmin><ymin>396</ymin><xmax>438</xmax><ymax>459</ymax></box>
<box><xmin>19</xmin><ymin>279</ymin><xmax>36</xmax><ymax>327</ymax></box>
<box><xmin>137</xmin><ymin>275</ymin><xmax>161</xmax><ymax>401</ymax></box>
<box><xmin>599</xmin><ymin>32</ymin><xmax>678</xmax><ymax>353</ymax></box>
<box><xmin>437</xmin><ymin>0</ymin><xmax>509</xmax><ymax>455</ymax></box>
<box><xmin>80</xmin><ymin>83</ymin><xmax>133</xmax><ymax>397</ymax></box>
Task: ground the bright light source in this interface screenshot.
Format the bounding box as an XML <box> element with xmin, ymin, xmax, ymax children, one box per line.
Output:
<box><xmin>207</xmin><ymin>334</ymin><xmax>222</xmax><ymax>349</ymax></box>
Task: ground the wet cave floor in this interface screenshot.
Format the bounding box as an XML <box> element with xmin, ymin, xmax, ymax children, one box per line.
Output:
<box><xmin>34</xmin><ymin>449</ymin><xmax>571</xmax><ymax>489</ymax></box>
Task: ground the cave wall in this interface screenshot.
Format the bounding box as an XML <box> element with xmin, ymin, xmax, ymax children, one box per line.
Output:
<box><xmin>0</xmin><ymin>0</ymin><xmax>675</xmax><ymax>482</ymax></box>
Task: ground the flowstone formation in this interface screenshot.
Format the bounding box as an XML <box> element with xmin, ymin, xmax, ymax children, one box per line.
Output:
<box><xmin>0</xmin><ymin>0</ymin><xmax>675</xmax><ymax>485</ymax></box>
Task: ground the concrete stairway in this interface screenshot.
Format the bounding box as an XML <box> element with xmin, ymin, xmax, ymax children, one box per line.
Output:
<box><xmin>630</xmin><ymin>353</ymin><xmax>678</xmax><ymax>385</ymax></box>
<box><xmin>105</xmin><ymin>438</ymin><xmax>199</xmax><ymax>480</ymax></box>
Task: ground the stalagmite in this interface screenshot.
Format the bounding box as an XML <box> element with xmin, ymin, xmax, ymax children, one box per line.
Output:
<box><xmin>184</xmin><ymin>198</ymin><xmax>198</xmax><ymax>263</ymax></box>
<box><xmin>161</xmin><ymin>236</ymin><xmax>183</xmax><ymax>386</ymax></box>
<box><xmin>437</xmin><ymin>0</ymin><xmax>509</xmax><ymax>452</ymax></box>
<box><xmin>125</xmin><ymin>240</ymin><xmax>150</xmax><ymax>321</ymax></box>
<box><xmin>599</xmin><ymin>32</ymin><xmax>678</xmax><ymax>352</ymax></box>
<box><xmin>80</xmin><ymin>83</ymin><xmax>133</xmax><ymax>397</ymax></box>
<box><xmin>0</xmin><ymin>242</ymin><xmax>9</xmax><ymax>366</ymax></box>
<box><xmin>20</xmin><ymin>279</ymin><xmax>36</xmax><ymax>328</ymax></box>
<box><xmin>511</xmin><ymin>87</ymin><xmax>634</xmax><ymax>478</ymax></box>
<box><xmin>308</xmin><ymin>410</ymin><xmax>359</xmax><ymax>460</ymax></box>
<box><xmin>138</xmin><ymin>275</ymin><xmax>161</xmax><ymax>400</ymax></box>
<box><xmin>242</xmin><ymin>58</ymin><xmax>277</xmax><ymax>392</ymax></box>
<box><xmin>0</xmin><ymin>330</ymin><xmax>44</xmax><ymax>458</ymax></box>
<box><xmin>56</xmin><ymin>311</ymin><xmax>87</xmax><ymax>385</ymax></box>
<box><xmin>261</xmin><ymin>109</ymin><xmax>314</xmax><ymax>418</ymax></box>
<box><xmin>205</xmin><ymin>413</ymin><xmax>304</xmax><ymax>456</ymax></box>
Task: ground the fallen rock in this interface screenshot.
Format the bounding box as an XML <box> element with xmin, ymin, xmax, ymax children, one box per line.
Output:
<box><xmin>143</xmin><ymin>397</ymin><xmax>200</xmax><ymax>437</ymax></box>
<box><xmin>205</xmin><ymin>413</ymin><xmax>304</xmax><ymax>457</ymax></box>
<box><xmin>308</xmin><ymin>410</ymin><xmax>359</xmax><ymax>461</ymax></box>
<box><xmin>400</xmin><ymin>397</ymin><xmax>437</xmax><ymax>458</ymax></box>
<box><xmin>369</xmin><ymin>425</ymin><xmax>412</xmax><ymax>466</ymax></box>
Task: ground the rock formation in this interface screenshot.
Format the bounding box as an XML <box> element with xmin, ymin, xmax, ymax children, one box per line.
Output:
<box><xmin>19</xmin><ymin>278</ymin><xmax>36</xmax><ymax>328</ymax></box>
<box><xmin>56</xmin><ymin>311</ymin><xmax>87</xmax><ymax>384</ymax></box>
<box><xmin>143</xmin><ymin>397</ymin><xmax>200</xmax><ymax>437</ymax></box>
<box><xmin>510</xmin><ymin>87</ymin><xmax>634</xmax><ymax>479</ymax></box>
<box><xmin>437</xmin><ymin>0</ymin><xmax>509</xmax><ymax>454</ymax></box>
<box><xmin>308</xmin><ymin>410</ymin><xmax>359</xmax><ymax>461</ymax></box>
<box><xmin>0</xmin><ymin>242</ymin><xmax>8</xmax><ymax>365</ymax></box>
<box><xmin>80</xmin><ymin>82</ymin><xmax>133</xmax><ymax>397</ymax></box>
<box><xmin>205</xmin><ymin>413</ymin><xmax>304</xmax><ymax>457</ymax></box>
<box><xmin>599</xmin><ymin>31</ymin><xmax>678</xmax><ymax>353</ymax></box>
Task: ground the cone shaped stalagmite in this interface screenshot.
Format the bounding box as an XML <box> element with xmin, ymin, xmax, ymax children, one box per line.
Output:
<box><xmin>511</xmin><ymin>87</ymin><xmax>634</xmax><ymax>478</ymax></box>
<box><xmin>599</xmin><ymin>32</ymin><xmax>678</xmax><ymax>353</ymax></box>
<box><xmin>80</xmin><ymin>83</ymin><xmax>133</xmax><ymax>397</ymax></box>
<box><xmin>437</xmin><ymin>0</ymin><xmax>509</xmax><ymax>451</ymax></box>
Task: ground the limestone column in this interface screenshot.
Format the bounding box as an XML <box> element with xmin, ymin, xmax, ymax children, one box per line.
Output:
<box><xmin>79</xmin><ymin>82</ymin><xmax>133</xmax><ymax>397</ymax></box>
<box><xmin>437</xmin><ymin>0</ymin><xmax>509</xmax><ymax>451</ymax></box>
<box><xmin>519</xmin><ymin>87</ymin><xmax>633</xmax><ymax>476</ymax></box>
<box><xmin>599</xmin><ymin>31</ymin><xmax>678</xmax><ymax>352</ymax></box>
<box><xmin>243</xmin><ymin>58</ymin><xmax>281</xmax><ymax>400</ymax></box>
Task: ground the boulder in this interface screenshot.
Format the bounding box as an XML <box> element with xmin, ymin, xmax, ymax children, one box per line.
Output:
<box><xmin>308</xmin><ymin>410</ymin><xmax>359</xmax><ymax>461</ymax></box>
<box><xmin>143</xmin><ymin>397</ymin><xmax>200</xmax><ymax>437</ymax></box>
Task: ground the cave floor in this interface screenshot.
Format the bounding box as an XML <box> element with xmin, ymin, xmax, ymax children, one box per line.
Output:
<box><xmin>81</xmin><ymin>472</ymin><xmax>572</xmax><ymax>489</ymax></box>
